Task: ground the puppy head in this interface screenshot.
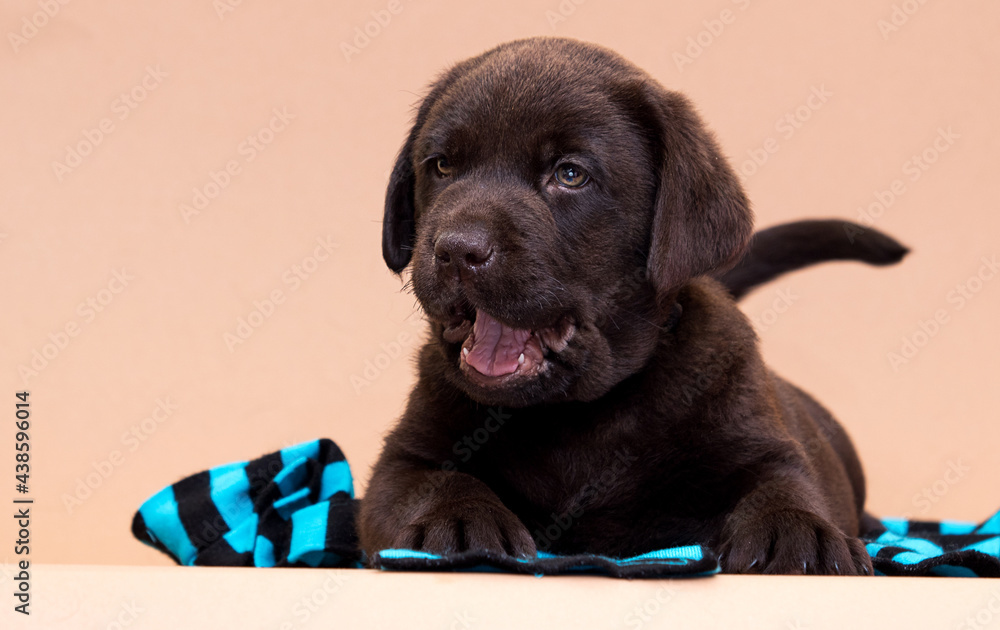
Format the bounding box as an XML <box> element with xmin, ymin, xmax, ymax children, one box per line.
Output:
<box><xmin>383</xmin><ymin>37</ymin><xmax>752</xmax><ymax>407</ymax></box>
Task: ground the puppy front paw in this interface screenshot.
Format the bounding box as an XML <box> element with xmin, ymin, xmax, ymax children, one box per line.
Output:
<box><xmin>392</xmin><ymin>498</ymin><xmax>537</xmax><ymax>558</ymax></box>
<box><xmin>719</xmin><ymin>509</ymin><xmax>872</xmax><ymax>575</ymax></box>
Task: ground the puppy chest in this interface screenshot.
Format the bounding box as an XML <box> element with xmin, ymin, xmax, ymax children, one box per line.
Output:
<box><xmin>460</xmin><ymin>420</ymin><xmax>644</xmax><ymax>517</ymax></box>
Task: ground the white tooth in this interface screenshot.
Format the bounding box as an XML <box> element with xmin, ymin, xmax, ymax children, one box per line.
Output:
<box><xmin>462</xmin><ymin>347</ymin><xmax>469</xmax><ymax>357</ymax></box>
<box><xmin>518</xmin><ymin>353</ymin><xmax>525</xmax><ymax>365</ymax></box>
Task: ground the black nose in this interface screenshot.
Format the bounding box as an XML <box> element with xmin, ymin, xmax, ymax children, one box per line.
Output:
<box><xmin>434</xmin><ymin>228</ymin><xmax>495</xmax><ymax>278</ymax></box>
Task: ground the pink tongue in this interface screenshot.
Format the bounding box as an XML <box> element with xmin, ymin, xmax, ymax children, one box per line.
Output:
<box><xmin>466</xmin><ymin>309</ymin><xmax>531</xmax><ymax>377</ymax></box>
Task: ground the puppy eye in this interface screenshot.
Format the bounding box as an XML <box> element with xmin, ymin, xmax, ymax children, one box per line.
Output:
<box><xmin>435</xmin><ymin>156</ymin><xmax>455</xmax><ymax>178</ymax></box>
<box><xmin>554</xmin><ymin>163</ymin><xmax>589</xmax><ymax>188</ymax></box>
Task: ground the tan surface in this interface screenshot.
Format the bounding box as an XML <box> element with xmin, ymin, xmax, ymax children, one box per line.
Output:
<box><xmin>1</xmin><ymin>0</ymin><xmax>999</xmax><ymax>570</ymax></box>
<box><xmin>4</xmin><ymin>564</ymin><xmax>1000</xmax><ymax>629</ymax></box>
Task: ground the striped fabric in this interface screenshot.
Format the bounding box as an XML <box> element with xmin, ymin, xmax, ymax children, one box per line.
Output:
<box><xmin>371</xmin><ymin>546</ymin><xmax>718</xmax><ymax>578</ymax></box>
<box><xmin>865</xmin><ymin>515</ymin><xmax>1000</xmax><ymax>577</ymax></box>
<box><xmin>132</xmin><ymin>439</ymin><xmax>361</xmax><ymax>568</ymax></box>
<box><xmin>132</xmin><ymin>439</ymin><xmax>1000</xmax><ymax>577</ymax></box>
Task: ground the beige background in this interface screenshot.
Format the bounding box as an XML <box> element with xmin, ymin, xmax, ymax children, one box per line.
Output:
<box><xmin>1</xmin><ymin>0</ymin><xmax>998</xmax><ymax>569</ymax></box>
<box><xmin>10</xmin><ymin>565</ymin><xmax>1000</xmax><ymax>629</ymax></box>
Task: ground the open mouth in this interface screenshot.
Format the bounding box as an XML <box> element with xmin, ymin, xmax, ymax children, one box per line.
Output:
<box><xmin>441</xmin><ymin>307</ymin><xmax>576</xmax><ymax>386</ymax></box>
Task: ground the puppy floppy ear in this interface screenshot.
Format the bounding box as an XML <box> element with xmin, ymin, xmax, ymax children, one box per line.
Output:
<box><xmin>381</xmin><ymin>78</ymin><xmax>447</xmax><ymax>273</ymax></box>
<box><xmin>382</xmin><ymin>54</ymin><xmax>498</xmax><ymax>273</ymax></box>
<box><xmin>382</xmin><ymin>139</ymin><xmax>417</xmax><ymax>273</ymax></box>
<box><xmin>642</xmin><ymin>85</ymin><xmax>753</xmax><ymax>299</ymax></box>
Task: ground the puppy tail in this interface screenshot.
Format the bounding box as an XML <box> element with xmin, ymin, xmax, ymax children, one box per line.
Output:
<box><xmin>715</xmin><ymin>219</ymin><xmax>909</xmax><ymax>301</ymax></box>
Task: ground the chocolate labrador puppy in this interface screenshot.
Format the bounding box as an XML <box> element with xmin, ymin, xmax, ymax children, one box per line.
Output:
<box><xmin>360</xmin><ymin>37</ymin><xmax>904</xmax><ymax>574</ymax></box>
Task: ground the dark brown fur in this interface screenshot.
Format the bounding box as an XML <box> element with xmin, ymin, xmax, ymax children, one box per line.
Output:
<box><xmin>362</xmin><ymin>37</ymin><xmax>880</xmax><ymax>574</ymax></box>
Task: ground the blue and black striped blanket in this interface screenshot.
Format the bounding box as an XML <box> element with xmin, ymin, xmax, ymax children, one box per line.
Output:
<box><xmin>132</xmin><ymin>439</ymin><xmax>1000</xmax><ymax>577</ymax></box>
